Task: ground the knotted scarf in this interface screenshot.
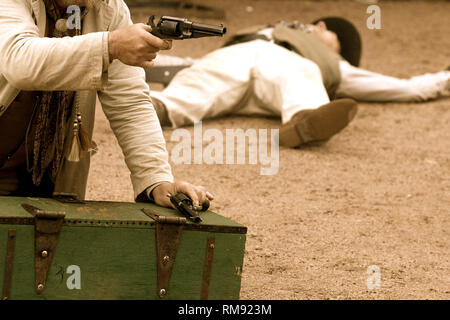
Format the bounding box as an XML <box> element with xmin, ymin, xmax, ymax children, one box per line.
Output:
<box><xmin>30</xmin><ymin>0</ymin><xmax>90</xmax><ymax>186</ymax></box>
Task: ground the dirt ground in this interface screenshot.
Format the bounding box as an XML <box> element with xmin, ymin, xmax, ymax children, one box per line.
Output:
<box><xmin>86</xmin><ymin>0</ymin><xmax>450</xmax><ymax>299</ymax></box>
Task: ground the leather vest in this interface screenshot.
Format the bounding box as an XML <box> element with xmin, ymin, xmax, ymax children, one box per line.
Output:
<box><xmin>0</xmin><ymin>91</ymin><xmax>39</xmax><ymax>168</ymax></box>
<box><xmin>0</xmin><ymin>16</ymin><xmax>50</xmax><ymax>195</ymax></box>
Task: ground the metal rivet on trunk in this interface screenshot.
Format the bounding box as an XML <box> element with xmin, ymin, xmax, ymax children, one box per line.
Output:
<box><xmin>40</xmin><ymin>250</ymin><xmax>48</xmax><ymax>258</ymax></box>
<box><xmin>159</xmin><ymin>288</ymin><xmax>166</xmax><ymax>297</ymax></box>
<box><xmin>37</xmin><ymin>283</ymin><xmax>44</xmax><ymax>292</ymax></box>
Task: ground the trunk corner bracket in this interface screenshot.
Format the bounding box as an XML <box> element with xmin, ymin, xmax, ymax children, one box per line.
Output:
<box><xmin>142</xmin><ymin>208</ymin><xmax>186</xmax><ymax>298</ymax></box>
<box><xmin>22</xmin><ymin>204</ymin><xmax>65</xmax><ymax>294</ymax></box>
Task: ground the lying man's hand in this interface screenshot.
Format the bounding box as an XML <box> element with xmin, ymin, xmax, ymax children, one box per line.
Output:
<box><xmin>151</xmin><ymin>181</ymin><xmax>214</xmax><ymax>209</ymax></box>
<box><xmin>108</xmin><ymin>23</ymin><xmax>172</xmax><ymax>68</ymax></box>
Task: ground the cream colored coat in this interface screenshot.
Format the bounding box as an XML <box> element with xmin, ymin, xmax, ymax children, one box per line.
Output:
<box><xmin>0</xmin><ymin>0</ymin><xmax>173</xmax><ymax>199</ymax></box>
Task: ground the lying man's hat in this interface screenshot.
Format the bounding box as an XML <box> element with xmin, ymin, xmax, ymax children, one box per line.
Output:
<box><xmin>313</xmin><ymin>17</ymin><xmax>362</xmax><ymax>67</ymax></box>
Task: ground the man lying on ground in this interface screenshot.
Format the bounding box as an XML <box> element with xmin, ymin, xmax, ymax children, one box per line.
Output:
<box><xmin>149</xmin><ymin>17</ymin><xmax>450</xmax><ymax>147</ymax></box>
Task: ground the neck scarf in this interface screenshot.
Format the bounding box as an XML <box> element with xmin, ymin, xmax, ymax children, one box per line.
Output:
<box><xmin>30</xmin><ymin>0</ymin><xmax>90</xmax><ymax>186</ymax></box>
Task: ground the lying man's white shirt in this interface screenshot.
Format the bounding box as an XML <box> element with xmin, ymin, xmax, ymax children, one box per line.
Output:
<box><xmin>336</xmin><ymin>60</ymin><xmax>450</xmax><ymax>102</ymax></box>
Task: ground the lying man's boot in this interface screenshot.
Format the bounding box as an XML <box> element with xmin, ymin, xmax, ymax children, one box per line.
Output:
<box><xmin>151</xmin><ymin>97</ymin><xmax>171</xmax><ymax>127</ymax></box>
<box><xmin>279</xmin><ymin>98</ymin><xmax>358</xmax><ymax>148</ymax></box>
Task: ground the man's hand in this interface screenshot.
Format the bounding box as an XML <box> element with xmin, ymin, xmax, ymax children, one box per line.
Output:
<box><xmin>151</xmin><ymin>181</ymin><xmax>214</xmax><ymax>209</ymax></box>
<box><xmin>108</xmin><ymin>23</ymin><xmax>172</xmax><ymax>68</ymax></box>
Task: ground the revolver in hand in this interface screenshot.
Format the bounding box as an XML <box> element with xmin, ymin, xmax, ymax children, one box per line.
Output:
<box><xmin>168</xmin><ymin>193</ymin><xmax>210</xmax><ymax>223</ymax></box>
<box><xmin>148</xmin><ymin>15</ymin><xmax>226</xmax><ymax>40</ymax></box>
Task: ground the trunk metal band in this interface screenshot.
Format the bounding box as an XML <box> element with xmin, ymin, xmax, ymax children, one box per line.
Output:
<box><xmin>2</xmin><ymin>230</ymin><xmax>16</xmax><ymax>300</ymax></box>
<box><xmin>200</xmin><ymin>236</ymin><xmax>215</xmax><ymax>300</ymax></box>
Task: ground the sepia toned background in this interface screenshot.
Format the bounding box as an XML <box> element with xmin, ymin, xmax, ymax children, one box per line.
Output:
<box><xmin>86</xmin><ymin>0</ymin><xmax>450</xmax><ymax>299</ymax></box>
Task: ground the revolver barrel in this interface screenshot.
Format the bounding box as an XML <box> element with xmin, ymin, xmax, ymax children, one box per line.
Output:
<box><xmin>189</xmin><ymin>21</ymin><xmax>227</xmax><ymax>38</ymax></box>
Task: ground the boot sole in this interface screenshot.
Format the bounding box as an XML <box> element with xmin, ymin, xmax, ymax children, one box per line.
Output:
<box><xmin>279</xmin><ymin>99</ymin><xmax>358</xmax><ymax>148</ymax></box>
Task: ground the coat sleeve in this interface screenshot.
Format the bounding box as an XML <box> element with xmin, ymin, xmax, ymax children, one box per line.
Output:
<box><xmin>0</xmin><ymin>0</ymin><xmax>107</xmax><ymax>91</ymax></box>
<box><xmin>97</xmin><ymin>0</ymin><xmax>174</xmax><ymax>199</ymax></box>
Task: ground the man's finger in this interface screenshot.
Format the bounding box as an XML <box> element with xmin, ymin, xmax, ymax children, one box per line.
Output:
<box><xmin>206</xmin><ymin>191</ymin><xmax>214</xmax><ymax>200</ymax></box>
<box><xmin>140</xmin><ymin>23</ymin><xmax>152</xmax><ymax>32</ymax></box>
<box><xmin>165</xmin><ymin>197</ymin><xmax>176</xmax><ymax>209</ymax></box>
<box><xmin>142</xmin><ymin>32</ymin><xmax>167</xmax><ymax>50</ymax></box>
<box><xmin>196</xmin><ymin>188</ymin><xmax>206</xmax><ymax>205</ymax></box>
<box><xmin>160</xmin><ymin>40</ymin><xmax>172</xmax><ymax>50</ymax></box>
<box><xmin>140</xmin><ymin>61</ymin><xmax>154</xmax><ymax>69</ymax></box>
<box><xmin>143</xmin><ymin>52</ymin><xmax>157</xmax><ymax>61</ymax></box>
<box><xmin>138</xmin><ymin>23</ymin><xmax>171</xmax><ymax>50</ymax></box>
<box><xmin>181</xmin><ymin>187</ymin><xmax>200</xmax><ymax>207</ymax></box>
<box><xmin>164</xmin><ymin>198</ymin><xmax>175</xmax><ymax>209</ymax></box>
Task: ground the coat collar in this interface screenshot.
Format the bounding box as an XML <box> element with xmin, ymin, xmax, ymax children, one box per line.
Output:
<box><xmin>30</xmin><ymin>0</ymin><xmax>114</xmax><ymax>37</ymax></box>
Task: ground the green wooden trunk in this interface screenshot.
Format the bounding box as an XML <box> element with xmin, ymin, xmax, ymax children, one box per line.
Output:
<box><xmin>0</xmin><ymin>196</ymin><xmax>246</xmax><ymax>300</ymax></box>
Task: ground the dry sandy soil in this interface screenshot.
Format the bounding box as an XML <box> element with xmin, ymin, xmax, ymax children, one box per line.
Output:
<box><xmin>86</xmin><ymin>0</ymin><xmax>450</xmax><ymax>299</ymax></box>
